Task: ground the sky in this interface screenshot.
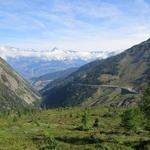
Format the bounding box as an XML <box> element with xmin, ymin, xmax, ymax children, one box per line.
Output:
<box><xmin>0</xmin><ymin>0</ymin><xmax>150</xmax><ymax>52</ymax></box>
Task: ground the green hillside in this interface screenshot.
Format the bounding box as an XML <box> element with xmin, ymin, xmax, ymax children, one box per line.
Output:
<box><xmin>0</xmin><ymin>57</ymin><xmax>40</xmax><ymax>110</ymax></box>
<box><xmin>41</xmin><ymin>38</ymin><xmax>150</xmax><ymax>108</ymax></box>
<box><xmin>0</xmin><ymin>106</ymin><xmax>150</xmax><ymax>150</ymax></box>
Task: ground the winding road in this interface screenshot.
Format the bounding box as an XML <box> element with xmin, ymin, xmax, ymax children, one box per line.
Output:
<box><xmin>74</xmin><ymin>83</ymin><xmax>138</xmax><ymax>94</ymax></box>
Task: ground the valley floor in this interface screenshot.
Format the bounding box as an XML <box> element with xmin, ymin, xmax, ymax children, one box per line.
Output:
<box><xmin>0</xmin><ymin>107</ymin><xmax>150</xmax><ymax>150</ymax></box>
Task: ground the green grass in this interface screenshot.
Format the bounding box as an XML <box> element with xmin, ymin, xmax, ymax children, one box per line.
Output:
<box><xmin>0</xmin><ymin>106</ymin><xmax>150</xmax><ymax>150</ymax></box>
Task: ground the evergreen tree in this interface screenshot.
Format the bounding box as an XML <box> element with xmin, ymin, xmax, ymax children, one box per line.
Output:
<box><xmin>81</xmin><ymin>109</ymin><xmax>90</xmax><ymax>130</ymax></box>
<box><xmin>121</xmin><ymin>108</ymin><xmax>143</xmax><ymax>130</ymax></box>
<box><xmin>140</xmin><ymin>77</ymin><xmax>150</xmax><ymax>119</ymax></box>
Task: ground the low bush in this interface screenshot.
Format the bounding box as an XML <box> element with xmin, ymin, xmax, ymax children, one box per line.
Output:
<box><xmin>121</xmin><ymin>108</ymin><xmax>144</xmax><ymax>131</ymax></box>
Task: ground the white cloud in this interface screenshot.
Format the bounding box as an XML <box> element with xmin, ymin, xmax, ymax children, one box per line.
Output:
<box><xmin>0</xmin><ymin>0</ymin><xmax>150</xmax><ymax>51</ymax></box>
<box><xmin>0</xmin><ymin>46</ymin><xmax>118</xmax><ymax>61</ymax></box>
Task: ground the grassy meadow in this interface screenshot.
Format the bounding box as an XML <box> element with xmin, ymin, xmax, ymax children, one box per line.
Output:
<box><xmin>0</xmin><ymin>106</ymin><xmax>150</xmax><ymax>150</ymax></box>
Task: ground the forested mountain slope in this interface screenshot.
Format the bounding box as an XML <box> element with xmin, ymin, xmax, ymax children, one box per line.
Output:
<box><xmin>41</xmin><ymin>38</ymin><xmax>150</xmax><ymax>108</ymax></box>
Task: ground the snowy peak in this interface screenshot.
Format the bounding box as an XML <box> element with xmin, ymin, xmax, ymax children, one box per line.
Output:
<box><xmin>1</xmin><ymin>46</ymin><xmax>122</xmax><ymax>79</ymax></box>
<box><xmin>0</xmin><ymin>46</ymin><xmax>119</xmax><ymax>61</ymax></box>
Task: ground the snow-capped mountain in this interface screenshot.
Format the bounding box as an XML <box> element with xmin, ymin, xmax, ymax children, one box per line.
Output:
<box><xmin>0</xmin><ymin>46</ymin><xmax>116</xmax><ymax>61</ymax></box>
<box><xmin>0</xmin><ymin>46</ymin><xmax>119</xmax><ymax>79</ymax></box>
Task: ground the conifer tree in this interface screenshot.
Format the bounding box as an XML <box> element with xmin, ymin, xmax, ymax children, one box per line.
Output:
<box><xmin>140</xmin><ymin>77</ymin><xmax>150</xmax><ymax>119</ymax></box>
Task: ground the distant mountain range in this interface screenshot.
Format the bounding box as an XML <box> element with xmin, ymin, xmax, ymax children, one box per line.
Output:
<box><xmin>0</xmin><ymin>38</ymin><xmax>150</xmax><ymax>110</ymax></box>
<box><xmin>0</xmin><ymin>57</ymin><xmax>40</xmax><ymax>111</ymax></box>
<box><xmin>0</xmin><ymin>46</ymin><xmax>119</xmax><ymax>79</ymax></box>
<box><xmin>41</xmin><ymin>38</ymin><xmax>150</xmax><ymax>108</ymax></box>
<box><xmin>0</xmin><ymin>46</ymin><xmax>117</xmax><ymax>61</ymax></box>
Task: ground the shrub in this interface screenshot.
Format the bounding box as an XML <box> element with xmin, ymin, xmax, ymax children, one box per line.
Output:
<box><xmin>139</xmin><ymin>77</ymin><xmax>150</xmax><ymax>130</ymax></box>
<box><xmin>69</xmin><ymin>113</ymin><xmax>73</xmax><ymax>118</ymax></box>
<box><xmin>34</xmin><ymin>132</ymin><xmax>58</xmax><ymax>150</ymax></box>
<box><xmin>121</xmin><ymin>108</ymin><xmax>144</xmax><ymax>130</ymax></box>
<box><xmin>13</xmin><ymin>115</ymin><xmax>17</xmax><ymax>122</ymax></box>
<box><xmin>93</xmin><ymin>118</ymin><xmax>99</xmax><ymax>127</ymax></box>
<box><xmin>81</xmin><ymin>109</ymin><xmax>90</xmax><ymax>130</ymax></box>
<box><xmin>46</xmin><ymin>136</ymin><xmax>58</xmax><ymax>150</ymax></box>
<box><xmin>140</xmin><ymin>77</ymin><xmax>150</xmax><ymax>120</ymax></box>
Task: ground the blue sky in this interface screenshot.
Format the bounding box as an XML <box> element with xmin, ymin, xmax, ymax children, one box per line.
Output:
<box><xmin>0</xmin><ymin>0</ymin><xmax>150</xmax><ymax>51</ymax></box>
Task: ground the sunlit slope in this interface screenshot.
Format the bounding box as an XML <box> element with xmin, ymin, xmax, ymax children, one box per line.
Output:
<box><xmin>0</xmin><ymin>57</ymin><xmax>40</xmax><ymax>110</ymax></box>
<box><xmin>41</xmin><ymin>38</ymin><xmax>150</xmax><ymax>108</ymax></box>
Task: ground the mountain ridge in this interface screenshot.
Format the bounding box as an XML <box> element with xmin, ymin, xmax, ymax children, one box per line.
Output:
<box><xmin>3</xmin><ymin>47</ymin><xmax>119</xmax><ymax>79</ymax></box>
<box><xmin>0</xmin><ymin>46</ymin><xmax>118</xmax><ymax>61</ymax></box>
<box><xmin>41</xmin><ymin>38</ymin><xmax>150</xmax><ymax>108</ymax></box>
<box><xmin>0</xmin><ymin>57</ymin><xmax>41</xmax><ymax>110</ymax></box>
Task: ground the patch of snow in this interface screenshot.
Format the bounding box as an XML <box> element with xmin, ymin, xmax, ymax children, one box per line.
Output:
<box><xmin>0</xmin><ymin>46</ymin><xmax>119</xmax><ymax>61</ymax></box>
